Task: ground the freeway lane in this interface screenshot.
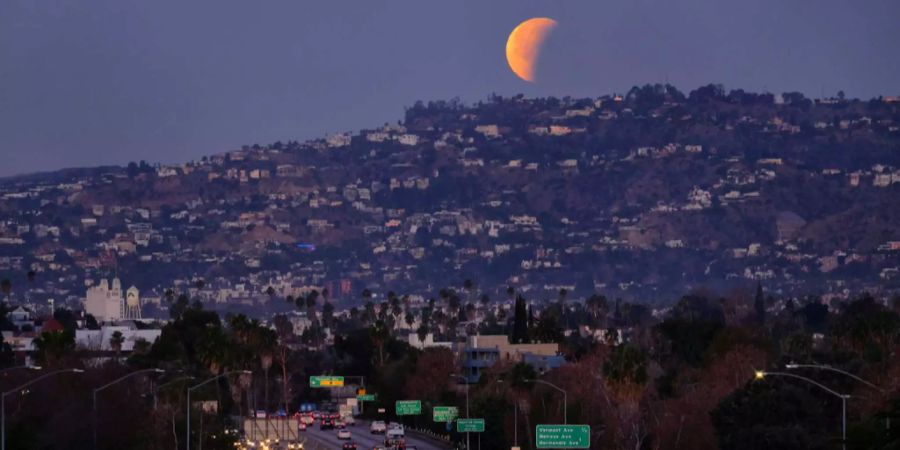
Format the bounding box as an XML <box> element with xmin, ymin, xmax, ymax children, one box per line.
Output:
<box><xmin>301</xmin><ymin>420</ymin><xmax>450</xmax><ymax>450</ymax></box>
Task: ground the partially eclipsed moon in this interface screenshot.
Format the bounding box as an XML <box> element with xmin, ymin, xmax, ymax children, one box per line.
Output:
<box><xmin>506</xmin><ymin>17</ymin><xmax>558</xmax><ymax>83</ymax></box>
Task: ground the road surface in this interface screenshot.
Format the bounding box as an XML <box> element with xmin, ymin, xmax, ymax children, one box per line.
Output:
<box><xmin>300</xmin><ymin>420</ymin><xmax>450</xmax><ymax>450</ymax></box>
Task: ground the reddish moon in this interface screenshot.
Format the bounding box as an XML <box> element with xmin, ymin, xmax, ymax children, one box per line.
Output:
<box><xmin>505</xmin><ymin>17</ymin><xmax>558</xmax><ymax>83</ymax></box>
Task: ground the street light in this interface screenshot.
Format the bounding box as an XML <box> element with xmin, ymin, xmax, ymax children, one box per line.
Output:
<box><xmin>0</xmin><ymin>366</ymin><xmax>42</xmax><ymax>377</ymax></box>
<box><xmin>187</xmin><ymin>370</ymin><xmax>252</xmax><ymax>450</ymax></box>
<box><xmin>1</xmin><ymin>368</ymin><xmax>84</xmax><ymax>450</ymax></box>
<box><xmin>786</xmin><ymin>363</ymin><xmax>890</xmax><ymax>430</ymax></box>
<box><xmin>754</xmin><ymin>370</ymin><xmax>850</xmax><ymax>450</ymax></box>
<box><xmin>524</xmin><ymin>379</ymin><xmax>568</xmax><ymax>425</ymax></box>
<box><xmin>93</xmin><ymin>368</ymin><xmax>165</xmax><ymax>450</ymax></box>
<box><xmin>785</xmin><ymin>363</ymin><xmax>886</xmax><ymax>393</ymax></box>
<box><xmin>451</xmin><ymin>374</ymin><xmax>470</xmax><ymax>450</ymax></box>
<box><xmin>154</xmin><ymin>376</ymin><xmax>195</xmax><ymax>410</ymax></box>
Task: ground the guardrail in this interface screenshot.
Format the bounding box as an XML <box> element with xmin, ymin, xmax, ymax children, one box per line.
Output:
<box><xmin>406</xmin><ymin>426</ymin><xmax>454</xmax><ymax>449</ymax></box>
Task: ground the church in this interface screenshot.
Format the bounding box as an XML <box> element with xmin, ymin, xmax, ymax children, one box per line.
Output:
<box><xmin>84</xmin><ymin>278</ymin><xmax>142</xmax><ymax>322</ymax></box>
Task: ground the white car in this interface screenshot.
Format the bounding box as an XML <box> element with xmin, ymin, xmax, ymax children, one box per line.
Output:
<box><xmin>370</xmin><ymin>421</ymin><xmax>387</xmax><ymax>434</ymax></box>
<box><xmin>337</xmin><ymin>429</ymin><xmax>352</xmax><ymax>440</ymax></box>
<box><xmin>342</xmin><ymin>415</ymin><xmax>356</xmax><ymax>426</ymax></box>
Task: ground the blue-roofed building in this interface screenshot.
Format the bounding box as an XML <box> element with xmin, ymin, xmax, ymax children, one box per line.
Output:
<box><xmin>460</xmin><ymin>335</ymin><xmax>562</xmax><ymax>383</ymax></box>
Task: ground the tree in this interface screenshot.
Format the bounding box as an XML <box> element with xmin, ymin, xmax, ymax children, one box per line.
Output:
<box><xmin>1</xmin><ymin>278</ymin><xmax>11</xmax><ymax>301</ymax></box>
<box><xmin>830</xmin><ymin>294</ymin><xmax>900</xmax><ymax>363</ymax></box>
<box><xmin>109</xmin><ymin>330</ymin><xmax>125</xmax><ymax>356</ymax></box>
<box><xmin>511</xmin><ymin>296</ymin><xmax>530</xmax><ymax>344</ymax></box>
<box><xmin>0</xmin><ymin>332</ymin><xmax>14</xmax><ymax>368</ymax></box>
<box><xmin>754</xmin><ymin>282</ymin><xmax>766</xmax><ymax>325</ymax></box>
<box><xmin>33</xmin><ymin>330</ymin><xmax>75</xmax><ymax>367</ymax></box>
<box><xmin>603</xmin><ymin>345</ymin><xmax>648</xmax><ymax>386</ymax></box>
<box><xmin>533</xmin><ymin>313</ymin><xmax>563</xmax><ymax>343</ymax></box>
<box><xmin>370</xmin><ymin>320</ymin><xmax>391</xmax><ymax>367</ymax></box>
<box><xmin>405</xmin><ymin>348</ymin><xmax>456</xmax><ymax>402</ymax></box>
<box><xmin>712</xmin><ymin>377</ymin><xmax>834</xmax><ymax>450</ymax></box>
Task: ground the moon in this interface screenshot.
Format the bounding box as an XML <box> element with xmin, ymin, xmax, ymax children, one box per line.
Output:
<box><xmin>505</xmin><ymin>17</ymin><xmax>558</xmax><ymax>83</ymax></box>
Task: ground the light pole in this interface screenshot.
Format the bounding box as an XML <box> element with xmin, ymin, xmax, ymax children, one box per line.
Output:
<box><xmin>524</xmin><ymin>379</ymin><xmax>568</xmax><ymax>424</ymax></box>
<box><xmin>2</xmin><ymin>368</ymin><xmax>84</xmax><ymax>450</ymax></box>
<box><xmin>786</xmin><ymin>363</ymin><xmax>890</xmax><ymax>430</ymax></box>
<box><xmin>187</xmin><ymin>370</ymin><xmax>252</xmax><ymax>450</ymax></box>
<box><xmin>344</xmin><ymin>375</ymin><xmax>366</xmax><ymax>415</ymax></box>
<box><xmin>93</xmin><ymin>368</ymin><xmax>165</xmax><ymax>450</ymax></box>
<box><xmin>0</xmin><ymin>366</ymin><xmax>41</xmax><ymax>377</ymax></box>
<box><xmin>154</xmin><ymin>376</ymin><xmax>195</xmax><ymax>410</ymax></box>
<box><xmin>755</xmin><ymin>370</ymin><xmax>850</xmax><ymax>450</ymax></box>
<box><xmin>451</xmin><ymin>374</ymin><xmax>470</xmax><ymax>450</ymax></box>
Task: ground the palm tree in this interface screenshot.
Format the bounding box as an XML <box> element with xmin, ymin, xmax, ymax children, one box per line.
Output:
<box><xmin>197</xmin><ymin>327</ymin><xmax>229</xmax><ymax>375</ymax></box>
<box><xmin>369</xmin><ymin>320</ymin><xmax>390</xmax><ymax>367</ymax></box>
<box><xmin>109</xmin><ymin>330</ymin><xmax>125</xmax><ymax>356</ymax></box>
<box><xmin>463</xmin><ymin>278</ymin><xmax>475</xmax><ymax>304</ymax></box>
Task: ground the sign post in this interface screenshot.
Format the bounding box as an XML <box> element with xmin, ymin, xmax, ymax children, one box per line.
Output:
<box><xmin>535</xmin><ymin>425</ymin><xmax>590</xmax><ymax>449</ymax></box>
<box><xmin>456</xmin><ymin>418</ymin><xmax>485</xmax><ymax>433</ymax></box>
<box><xmin>395</xmin><ymin>400</ymin><xmax>422</xmax><ymax>416</ymax></box>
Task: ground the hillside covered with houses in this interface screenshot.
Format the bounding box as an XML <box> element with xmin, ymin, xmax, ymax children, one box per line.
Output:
<box><xmin>1</xmin><ymin>84</ymin><xmax>900</xmax><ymax>316</ymax></box>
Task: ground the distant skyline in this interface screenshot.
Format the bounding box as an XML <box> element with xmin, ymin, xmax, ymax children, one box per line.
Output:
<box><xmin>2</xmin><ymin>0</ymin><xmax>898</xmax><ymax>177</ymax></box>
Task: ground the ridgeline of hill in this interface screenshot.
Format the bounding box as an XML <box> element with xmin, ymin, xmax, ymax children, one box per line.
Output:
<box><xmin>2</xmin><ymin>84</ymin><xmax>900</xmax><ymax>306</ymax></box>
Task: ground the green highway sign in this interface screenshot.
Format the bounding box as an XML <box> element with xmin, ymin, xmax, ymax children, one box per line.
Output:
<box><xmin>395</xmin><ymin>400</ymin><xmax>422</xmax><ymax>415</ymax></box>
<box><xmin>432</xmin><ymin>406</ymin><xmax>458</xmax><ymax>422</ymax></box>
<box><xmin>456</xmin><ymin>418</ymin><xmax>485</xmax><ymax>433</ymax></box>
<box><xmin>309</xmin><ymin>376</ymin><xmax>344</xmax><ymax>388</ymax></box>
<box><xmin>536</xmin><ymin>425</ymin><xmax>590</xmax><ymax>449</ymax></box>
<box><xmin>357</xmin><ymin>394</ymin><xmax>376</xmax><ymax>402</ymax></box>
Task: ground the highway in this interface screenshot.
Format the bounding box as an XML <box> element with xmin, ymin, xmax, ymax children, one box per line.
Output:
<box><xmin>300</xmin><ymin>420</ymin><xmax>450</xmax><ymax>450</ymax></box>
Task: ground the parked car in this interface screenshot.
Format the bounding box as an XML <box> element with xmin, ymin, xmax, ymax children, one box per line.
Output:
<box><xmin>370</xmin><ymin>421</ymin><xmax>387</xmax><ymax>434</ymax></box>
<box><xmin>337</xmin><ymin>429</ymin><xmax>352</xmax><ymax>440</ymax></box>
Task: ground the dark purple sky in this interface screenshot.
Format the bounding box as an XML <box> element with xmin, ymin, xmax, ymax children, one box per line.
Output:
<box><xmin>1</xmin><ymin>0</ymin><xmax>898</xmax><ymax>176</ymax></box>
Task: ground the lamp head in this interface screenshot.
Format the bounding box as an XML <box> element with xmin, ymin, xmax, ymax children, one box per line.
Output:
<box><xmin>754</xmin><ymin>370</ymin><xmax>765</xmax><ymax>380</ymax></box>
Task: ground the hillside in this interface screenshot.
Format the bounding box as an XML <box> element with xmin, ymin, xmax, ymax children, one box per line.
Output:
<box><xmin>2</xmin><ymin>85</ymin><xmax>900</xmax><ymax>311</ymax></box>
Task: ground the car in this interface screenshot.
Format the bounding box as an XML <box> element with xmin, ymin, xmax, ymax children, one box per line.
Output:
<box><xmin>297</xmin><ymin>422</ymin><xmax>307</xmax><ymax>432</ymax></box>
<box><xmin>336</xmin><ymin>420</ymin><xmax>347</xmax><ymax>429</ymax></box>
<box><xmin>372</xmin><ymin>446</ymin><xmax>386</xmax><ymax>450</ymax></box>
<box><xmin>320</xmin><ymin>419</ymin><xmax>335</xmax><ymax>430</ymax></box>
<box><xmin>287</xmin><ymin>444</ymin><xmax>305</xmax><ymax>449</ymax></box>
<box><xmin>337</xmin><ymin>429</ymin><xmax>352</xmax><ymax>440</ymax></box>
<box><xmin>370</xmin><ymin>421</ymin><xmax>387</xmax><ymax>434</ymax></box>
<box><xmin>342</xmin><ymin>442</ymin><xmax>358</xmax><ymax>450</ymax></box>
<box><xmin>342</xmin><ymin>415</ymin><xmax>356</xmax><ymax>426</ymax></box>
